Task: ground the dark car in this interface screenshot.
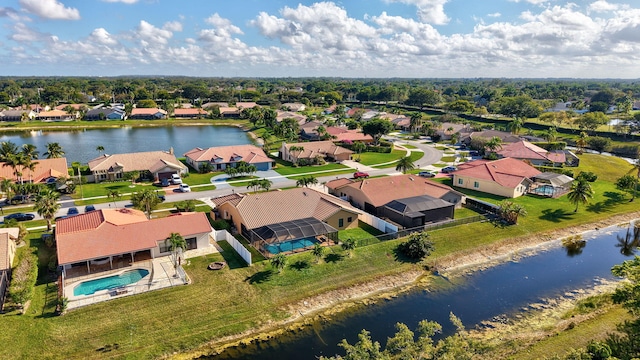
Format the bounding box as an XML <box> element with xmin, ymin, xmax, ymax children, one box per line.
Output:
<box><xmin>157</xmin><ymin>194</ymin><xmax>166</xmax><ymax>202</ymax></box>
<box><xmin>418</xmin><ymin>171</ymin><xmax>436</xmax><ymax>178</ymax></box>
<box><xmin>353</xmin><ymin>171</ymin><xmax>370</xmax><ymax>179</ymax></box>
<box><xmin>441</xmin><ymin>166</ymin><xmax>458</xmax><ymax>174</ymax></box>
<box><xmin>4</xmin><ymin>213</ymin><xmax>35</xmax><ymax>222</ymax></box>
<box><xmin>67</xmin><ymin>207</ymin><xmax>79</xmax><ymax>216</ymax></box>
<box><xmin>84</xmin><ymin>205</ymin><xmax>96</xmax><ymax>212</ymax></box>
<box><xmin>159</xmin><ymin>178</ymin><xmax>170</xmax><ymax>187</ymax></box>
<box><xmin>9</xmin><ymin>194</ymin><xmax>32</xmax><ymax>205</ymax></box>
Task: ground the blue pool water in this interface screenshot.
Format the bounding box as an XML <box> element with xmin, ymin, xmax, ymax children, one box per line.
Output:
<box><xmin>73</xmin><ymin>269</ymin><xmax>150</xmax><ymax>296</ymax></box>
<box><xmin>265</xmin><ymin>238</ymin><xmax>319</xmax><ymax>255</ymax></box>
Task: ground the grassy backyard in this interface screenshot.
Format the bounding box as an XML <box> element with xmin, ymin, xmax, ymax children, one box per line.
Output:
<box><xmin>0</xmin><ymin>153</ymin><xmax>637</xmax><ymax>359</ymax></box>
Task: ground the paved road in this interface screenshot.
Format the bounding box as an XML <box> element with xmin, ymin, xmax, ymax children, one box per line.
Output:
<box><xmin>2</xmin><ymin>139</ymin><xmax>444</xmax><ymax>224</ymax></box>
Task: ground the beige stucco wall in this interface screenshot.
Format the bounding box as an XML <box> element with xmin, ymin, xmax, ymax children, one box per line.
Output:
<box><xmin>330</xmin><ymin>186</ymin><xmax>371</xmax><ymax>210</ymax></box>
<box><xmin>151</xmin><ymin>232</ymin><xmax>210</xmax><ymax>258</ymax></box>
<box><xmin>323</xmin><ymin>209</ymin><xmax>359</xmax><ymax>230</ymax></box>
<box><xmin>214</xmin><ymin>203</ymin><xmax>244</xmax><ymax>233</ymax></box>
<box><xmin>453</xmin><ymin>174</ymin><xmax>528</xmax><ymax>198</ymax></box>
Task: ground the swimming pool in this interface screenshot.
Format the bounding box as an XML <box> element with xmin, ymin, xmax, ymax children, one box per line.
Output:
<box><xmin>265</xmin><ymin>238</ymin><xmax>319</xmax><ymax>255</ymax></box>
<box><xmin>73</xmin><ymin>269</ymin><xmax>150</xmax><ymax>296</ymax></box>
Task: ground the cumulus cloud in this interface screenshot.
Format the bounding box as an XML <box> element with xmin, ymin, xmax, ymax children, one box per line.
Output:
<box><xmin>204</xmin><ymin>13</ymin><xmax>243</xmax><ymax>36</ymax></box>
<box><xmin>487</xmin><ymin>12</ymin><xmax>501</xmax><ymax>18</ymax></box>
<box><xmin>19</xmin><ymin>0</ymin><xmax>80</xmax><ymax>20</ymax></box>
<box><xmin>163</xmin><ymin>21</ymin><xmax>183</xmax><ymax>32</ymax></box>
<box><xmin>89</xmin><ymin>28</ymin><xmax>118</xmax><ymax>46</ymax></box>
<box><xmin>386</xmin><ymin>0</ymin><xmax>450</xmax><ymax>25</ymax></box>
<box><xmin>135</xmin><ymin>20</ymin><xmax>173</xmax><ymax>46</ymax></box>
<box><xmin>588</xmin><ymin>0</ymin><xmax>625</xmax><ymax>13</ymax></box>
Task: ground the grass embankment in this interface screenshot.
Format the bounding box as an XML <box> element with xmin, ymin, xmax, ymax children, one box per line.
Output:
<box><xmin>0</xmin><ymin>153</ymin><xmax>636</xmax><ymax>359</ymax></box>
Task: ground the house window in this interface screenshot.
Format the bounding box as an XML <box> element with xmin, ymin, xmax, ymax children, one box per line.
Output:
<box><xmin>338</xmin><ymin>218</ymin><xmax>344</xmax><ymax>227</ymax></box>
<box><xmin>159</xmin><ymin>240</ymin><xmax>171</xmax><ymax>253</ymax></box>
<box><xmin>474</xmin><ymin>181</ymin><xmax>479</xmax><ymax>188</ymax></box>
<box><xmin>186</xmin><ymin>237</ymin><xmax>197</xmax><ymax>250</ymax></box>
<box><xmin>347</xmin><ymin>217</ymin><xmax>353</xmax><ymax>223</ymax></box>
<box><xmin>457</xmin><ymin>178</ymin><xmax>463</xmax><ymax>185</ymax></box>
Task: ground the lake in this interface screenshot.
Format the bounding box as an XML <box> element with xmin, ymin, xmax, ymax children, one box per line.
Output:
<box><xmin>213</xmin><ymin>221</ymin><xmax>639</xmax><ymax>359</ymax></box>
<box><xmin>0</xmin><ymin>125</ymin><xmax>252</xmax><ymax>164</ymax></box>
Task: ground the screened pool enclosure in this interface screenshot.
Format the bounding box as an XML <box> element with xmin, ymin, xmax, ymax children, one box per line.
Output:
<box><xmin>244</xmin><ymin>217</ymin><xmax>338</xmax><ymax>256</ymax></box>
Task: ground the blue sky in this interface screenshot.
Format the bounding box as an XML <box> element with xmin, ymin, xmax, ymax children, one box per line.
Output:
<box><xmin>1</xmin><ymin>0</ymin><xmax>639</xmax><ymax>78</ymax></box>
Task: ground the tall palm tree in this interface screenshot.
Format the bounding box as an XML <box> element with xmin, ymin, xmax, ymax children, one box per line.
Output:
<box><xmin>21</xmin><ymin>144</ymin><xmax>39</xmax><ymax>159</ymax></box>
<box><xmin>259</xmin><ymin>178</ymin><xmax>272</xmax><ymax>192</ymax></box>
<box><xmin>289</xmin><ymin>145</ymin><xmax>305</xmax><ymax>165</ymax></box>
<box><xmin>270</xmin><ymin>253</ymin><xmax>287</xmax><ymax>274</ymax></box>
<box><xmin>34</xmin><ymin>189</ymin><xmax>61</xmax><ymax>231</ymax></box>
<box><xmin>567</xmin><ymin>179</ymin><xmax>594</xmax><ymax>212</ymax></box>
<box><xmin>626</xmin><ymin>157</ymin><xmax>640</xmax><ymax>202</ymax></box>
<box><xmin>312</xmin><ymin>243</ymin><xmax>325</xmax><ymax>264</ymax></box>
<box><xmin>296</xmin><ymin>175</ymin><xmax>318</xmax><ymax>188</ymax></box>
<box><xmin>167</xmin><ymin>232</ymin><xmax>187</xmax><ymax>275</ymax></box>
<box><xmin>352</xmin><ymin>141</ymin><xmax>367</xmax><ymax>161</ymax></box>
<box><xmin>20</xmin><ymin>156</ymin><xmax>38</xmax><ymax>184</ymax></box>
<box><xmin>0</xmin><ymin>141</ymin><xmax>19</xmax><ymax>161</ymax></box>
<box><xmin>409</xmin><ymin>113</ymin><xmax>424</xmax><ymax>133</ymax></box>
<box><xmin>131</xmin><ymin>188</ymin><xmax>161</xmax><ymax>219</ymax></box>
<box><xmin>576</xmin><ymin>132</ymin><xmax>588</xmax><ymax>154</ymax></box>
<box><xmin>507</xmin><ymin>117</ymin><xmax>523</xmax><ymax>134</ymax></box>
<box><xmin>484</xmin><ymin>136</ymin><xmax>503</xmax><ymax>154</ymax></box>
<box><xmin>0</xmin><ymin>178</ymin><xmax>15</xmax><ymax>202</ymax></box>
<box><xmin>44</xmin><ymin>142</ymin><xmax>65</xmax><ymax>159</ymax></box>
<box><xmin>107</xmin><ymin>189</ymin><xmax>121</xmax><ymax>208</ymax></box>
<box><xmin>2</xmin><ymin>153</ymin><xmax>24</xmax><ymax>183</ymax></box>
<box><xmin>395</xmin><ymin>156</ymin><xmax>416</xmax><ymax>174</ymax></box>
<box><xmin>341</xmin><ymin>238</ymin><xmax>356</xmax><ymax>258</ymax></box>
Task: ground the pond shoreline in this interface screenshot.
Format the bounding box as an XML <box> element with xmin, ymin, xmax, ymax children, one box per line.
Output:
<box><xmin>180</xmin><ymin>211</ymin><xmax>640</xmax><ymax>359</ymax></box>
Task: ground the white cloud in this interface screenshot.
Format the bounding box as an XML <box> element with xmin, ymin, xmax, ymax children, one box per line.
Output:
<box><xmin>204</xmin><ymin>14</ymin><xmax>243</xmax><ymax>36</ymax></box>
<box><xmin>135</xmin><ymin>20</ymin><xmax>173</xmax><ymax>46</ymax></box>
<box><xmin>89</xmin><ymin>28</ymin><xmax>117</xmax><ymax>46</ymax></box>
<box><xmin>10</xmin><ymin>22</ymin><xmax>48</xmax><ymax>42</ymax></box>
<box><xmin>588</xmin><ymin>0</ymin><xmax>624</xmax><ymax>13</ymax></box>
<box><xmin>19</xmin><ymin>0</ymin><xmax>80</xmax><ymax>20</ymax></box>
<box><xmin>163</xmin><ymin>21</ymin><xmax>183</xmax><ymax>32</ymax></box>
<box><xmin>386</xmin><ymin>0</ymin><xmax>450</xmax><ymax>25</ymax></box>
<box><xmin>487</xmin><ymin>12</ymin><xmax>501</xmax><ymax>18</ymax></box>
<box><xmin>508</xmin><ymin>0</ymin><xmax>549</xmax><ymax>4</ymax></box>
<box><xmin>102</xmin><ymin>0</ymin><xmax>139</xmax><ymax>3</ymax></box>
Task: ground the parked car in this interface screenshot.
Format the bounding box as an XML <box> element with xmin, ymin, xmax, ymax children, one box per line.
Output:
<box><xmin>171</xmin><ymin>174</ymin><xmax>183</xmax><ymax>185</ymax></box>
<box><xmin>178</xmin><ymin>184</ymin><xmax>191</xmax><ymax>192</ymax></box>
<box><xmin>4</xmin><ymin>212</ymin><xmax>35</xmax><ymax>222</ymax></box>
<box><xmin>353</xmin><ymin>171</ymin><xmax>370</xmax><ymax>179</ymax></box>
<box><xmin>441</xmin><ymin>166</ymin><xmax>458</xmax><ymax>174</ymax></box>
<box><xmin>84</xmin><ymin>205</ymin><xmax>96</xmax><ymax>212</ymax></box>
<box><xmin>159</xmin><ymin>178</ymin><xmax>170</xmax><ymax>187</ymax></box>
<box><xmin>418</xmin><ymin>171</ymin><xmax>436</xmax><ymax>178</ymax></box>
<box><xmin>9</xmin><ymin>194</ymin><xmax>33</xmax><ymax>205</ymax></box>
<box><xmin>67</xmin><ymin>207</ymin><xmax>79</xmax><ymax>216</ymax></box>
<box><xmin>157</xmin><ymin>193</ymin><xmax>166</xmax><ymax>202</ymax></box>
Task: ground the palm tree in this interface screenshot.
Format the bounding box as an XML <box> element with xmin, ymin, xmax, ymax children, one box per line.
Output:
<box><xmin>312</xmin><ymin>243</ymin><xmax>325</xmax><ymax>264</ymax></box>
<box><xmin>21</xmin><ymin>144</ymin><xmax>39</xmax><ymax>159</ymax></box>
<box><xmin>289</xmin><ymin>145</ymin><xmax>305</xmax><ymax>166</ymax></box>
<box><xmin>507</xmin><ymin>117</ymin><xmax>523</xmax><ymax>134</ymax></box>
<box><xmin>247</xmin><ymin>179</ymin><xmax>262</xmax><ymax>193</ymax></box>
<box><xmin>543</xmin><ymin>127</ymin><xmax>558</xmax><ymax>142</ymax></box>
<box><xmin>410</xmin><ymin>113</ymin><xmax>424</xmax><ymax>133</ymax></box>
<box><xmin>96</xmin><ymin>145</ymin><xmax>105</xmax><ymax>155</ymax></box>
<box><xmin>567</xmin><ymin>179</ymin><xmax>594</xmax><ymax>212</ymax></box>
<box><xmin>270</xmin><ymin>253</ymin><xmax>287</xmax><ymax>274</ymax></box>
<box><xmin>0</xmin><ymin>178</ymin><xmax>14</xmax><ymax>201</ymax></box>
<box><xmin>626</xmin><ymin>156</ymin><xmax>640</xmax><ymax>202</ymax></box>
<box><xmin>576</xmin><ymin>132</ymin><xmax>588</xmax><ymax>154</ymax></box>
<box><xmin>44</xmin><ymin>142</ymin><xmax>65</xmax><ymax>159</ymax></box>
<box><xmin>259</xmin><ymin>178</ymin><xmax>272</xmax><ymax>192</ymax></box>
<box><xmin>296</xmin><ymin>175</ymin><xmax>318</xmax><ymax>188</ymax></box>
<box><xmin>34</xmin><ymin>189</ymin><xmax>61</xmax><ymax>231</ymax></box>
<box><xmin>341</xmin><ymin>238</ymin><xmax>356</xmax><ymax>257</ymax></box>
<box><xmin>167</xmin><ymin>232</ymin><xmax>187</xmax><ymax>276</ymax></box>
<box><xmin>2</xmin><ymin>153</ymin><xmax>24</xmax><ymax>183</ymax></box>
<box><xmin>20</xmin><ymin>156</ymin><xmax>38</xmax><ymax>184</ymax></box>
<box><xmin>131</xmin><ymin>188</ymin><xmax>161</xmax><ymax>219</ymax></box>
<box><xmin>352</xmin><ymin>141</ymin><xmax>367</xmax><ymax>161</ymax></box>
<box><xmin>0</xmin><ymin>141</ymin><xmax>19</xmax><ymax>161</ymax></box>
<box><xmin>395</xmin><ymin>156</ymin><xmax>416</xmax><ymax>174</ymax></box>
<box><xmin>107</xmin><ymin>189</ymin><xmax>121</xmax><ymax>208</ymax></box>
<box><xmin>484</xmin><ymin>136</ymin><xmax>503</xmax><ymax>154</ymax></box>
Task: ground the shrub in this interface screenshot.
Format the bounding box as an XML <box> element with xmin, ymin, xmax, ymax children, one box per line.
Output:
<box><xmin>586</xmin><ymin>136</ymin><xmax>612</xmax><ymax>153</ymax></box>
<box><xmin>211</xmin><ymin>219</ymin><xmax>231</xmax><ymax>231</ymax></box>
<box><xmin>398</xmin><ymin>231</ymin><xmax>434</xmax><ymax>260</ymax></box>
<box><xmin>8</xmin><ymin>252</ymin><xmax>38</xmax><ymax>310</ymax></box>
<box><xmin>576</xmin><ymin>171</ymin><xmax>597</xmax><ymax>182</ymax></box>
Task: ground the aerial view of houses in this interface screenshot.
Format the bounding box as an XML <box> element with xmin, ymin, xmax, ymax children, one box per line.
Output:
<box><xmin>0</xmin><ymin>1</ymin><xmax>640</xmax><ymax>359</ymax></box>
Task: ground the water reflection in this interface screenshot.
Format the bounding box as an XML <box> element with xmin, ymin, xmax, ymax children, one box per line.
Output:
<box><xmin>616</xmin><ymin>223</ymin><xmax>640</xmax><ymax>256</ymax></box>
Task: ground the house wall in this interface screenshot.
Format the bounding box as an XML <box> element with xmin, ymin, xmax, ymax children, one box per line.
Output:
<box><xmin>215</xmin><ymin>203</ymin><xmax>244</xmax><ymax>233</ymax></box>
<box><xmin>323</xmin><ymin>209</ymin><xmax>359</xmax><ymax>230</ymax></box>
<box><xmin>151</xmin><ymin>232</ymin><xmax>210</xmax><ymax>258</ymax></box>
<box><xmin>453</xmin><ymin>174</ymin><xmax>527</xmax><ymax>198</ymax></box>
<box><xmin>330</xmin><ymin>186</ymin><xmax>371</xmax><ymax>210</ymax></box>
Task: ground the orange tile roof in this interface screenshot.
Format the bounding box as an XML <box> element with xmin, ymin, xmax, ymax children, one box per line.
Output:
<box><xmin>284</xmin><ymin>141</ymin><xmax>353</xmax><ymax>159</ymax></box>
<box><xmin>56</xmin><ymin>209</ymin><xmax>212</xmax><ymax>265</ymax></box>
<box><xmin>55</xmin><ymin>104</ymin><xmax>85</xmax><ymax>111</ymax></box>
<box><xmin>328</xmin><ymin>174</ymin><xmax>458</xmax><ymax>208</ymax></box>
<box><xmin>497</xmin><ymin>140</ymin><xmax>566</xmax><ymax>163</ymax></box>
<box><xmin>130</xmin><ymin>108</ymin><xmax>167</xmax><ymax>115</ymax></box>
<box><xmin>184</xmin><ymin>145</ymin><xmax>271</xmax><ymax>164</ymax></box>
<box><xmin>0</xmin><ymin>157</ymin><xmax>68</xmax><ymax>183</ymax></box>
<box><xmin>174</xmin><ymin>108</ymin><xmax>208</xmax><ymax>116</ymax></box>
<box><xmin>453</xmin><ymin>157</ymin><xmax>542</xmax><ymax>188</ymax></box>
<box><xmin>235</xmin><ymin>102</ymin><xmax>258</xmax><ymax>109</ymax></box>
<box><xmin>88</xmin><ymin>151</ymin><xmax>186</xmax><ymax>172</ymax></box>
<box><xmin>326</xmin><ymin>127</ymin><xmax>373</xmax><ymax>142</ymax></box>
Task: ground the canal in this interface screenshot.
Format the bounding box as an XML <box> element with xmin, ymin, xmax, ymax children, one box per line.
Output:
<box><xmin>213</xmin><ymin>222</ymin><xmax>639</xmax><ymax>359</ymax></box>
<box><xmin>0</xmin><ymin>125</ymin><xmax>252</xmax><ymax>163</ymax></box>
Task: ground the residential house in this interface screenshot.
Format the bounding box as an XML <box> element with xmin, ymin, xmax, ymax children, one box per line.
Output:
<box><xmin>129</xmin><ymin>108</ymin><xmax>167</xmax><ymax>120</ymax></box>
<box><xmin>55</xmin><ymin>104</ymin><xmax>86</xmax><ymax>111</ymax></box>
<box><xmin>391</xmin><ymin>116</ymin><xmax>411</xmax><ymax>131</ymax></box>
<box><xmin>326</xmin><ymin>127</ymin><xmax>373</xmax><ymax>143</ymax></box>
<box><xmin>218</xmin><ymin>107</ymin><xmax>241</xmax><ymax>118</ymax></box>
<box><xmin>36</xmin><ymin>110</ymin><xmax>77</xmax><ymax>121</ymax></box>
<box><xmin>282</xmin><ymin>103</ymin><xmax>306</xmax><ymax>112</ymax></box>
<box><xmin>235</xmin><ymin>102</ymin><xmax>258</xmax><ymax>109</ymax></box>
<box><xmin>276</xmin><ymin>110</ymin><xmax>307</xmax><ymax>125</ymax></box>
<box><xmin>85</xmin><ymin>107</ymin><xmax>125</xmax><ymax>121</ymax></box>
<box><xmin>0</xmin><ymin>109</ymin><xmax>36</xmax><ymax>122</ymax></box>
<box><xmin>202</xmin><ymin>102</ymin><xmax>228</xmax><ymax>109</ymax></box>
<box><xmin>460</xmin><ymin>129</ymin><xmax>522</xmax><ymax>146</ymax></box>
<box><xmin>211</xmin><ymin>188</ymin><xmax>360</xmax><ymax>255</ymax></box>
<box><xmin>0</xmin><ymin>157</ymin><xmax>69</xmax><ymax>183</ymax></box>
<box><xmin>361</xmin><ymin>110</ymin><xmax>383</xmax><ymax>121</ymax></box>
<box><xmin>173</xmin><ymin>108</ymin><xmax>208</xmax><ymax>119</ymax></box>
<box><xmin>280</xmin><ymin>141</ymin><xmax>353</xmax><ymax>163</ymax></box>
<box><xmin>452</xmin><ymin>157</ymin><xmax>542</xmax><ymax>198</ymax></box>
<box><xmin>299</xmin><ymin>121</ymin><xmax>324</xmax><ymax>140</ymax></box>
<box><xmin>325</xmin><ymin>174</ymin><xmax>464</xmax><ymax>228</ymax></box>
<box><xmin>529</xmin><ymin>172</ymin><xmax>574</xmax><ymax>198</ymax></box>
<box><xmin>436</xmin><ymin>122</ymin><xmax>467</xmax><ymax>141</ymax></box>
<box><xmin>497</xmin><ymin>140</ymin><xmax>567</xmax><ymax>166</ymax></box>
<box><xmin>56</xmin><ymin>209</ymin><xmax>212</xmax><ymax>278</ymax></box>
<box><xmin>87</xmin><ymin>151</ymin><xmax>187</xmax><ymax>183</ymax></box>
<box><xmin>0</xmin><ymin>229</ymin><xmax>17</xmax><ymax>311</ymax></box>
<box><xmin>184</xmin><ymin>144</ymin><xmax>273</xmax><ymax>172</ymax></box>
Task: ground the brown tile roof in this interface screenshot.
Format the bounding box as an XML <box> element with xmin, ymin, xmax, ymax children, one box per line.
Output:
<box><xmin>219</xmin><ymin>107</ymin><xmax>240</xmax><ymax>115</ymax></box>
<box><xmin>453</xmin><ymin>157</ymin><xmax>542</xmax><ymax>188</ymax></box>
<box><xmin>37</xmin><ymin>110</ymin><xmax>71</xmax><ymax>117</ymax></box>
<box><xmin>326</xmin><ymin>127</ymin><xmax>373</xmax><ymax>142</ymax></box>
<box><xmin>0</xmin><ymin>157</ymin><xmax>68</xmax><ymax>183</ymax></box>
<box><xmin>276</xmin><ymin>110</ymin><xmax>307</xmax><ymax>124</ymax></box>
<box><xmin>497</xmin><ymin>140</ymin><xmax>566</xmax><ymax>163</ymax></box>
<box><xmin>55</xmin><ymin>104</ymin><xmax>85</xmax><ymax>111</ymax></box>
<box><xmin>56</xmin><ymin>209</ymin><xmax>212</xmax><ymax>265</ymax></box>
<box><xmin>284</xmin><ymin>141</ymin><xmax>353</xmax><ymax>159</ymax></box>
<box><xmin>235</xmin><ymin>102</ymin><xmax>258</xmax><ymax>109</ymax></box>
<box><xmin>88</xmin><ymin>151</ymin><xmax>186</xmax><ymax>173</ymax></box>
<box><xmin>325</xmin><ymin>178</ymin><xmax>354</xmax><ymax>189</ymax></box>
<box><xmin>211</xmin><ymin>193</ymin><xmax>243</xmax><ymax>207</ymax></box>
<box><xmin>130</xmin><ymin>108</ymin><xmax>167</xmax><ymax>115</ymax></box>
<box><xmin>329</xmin><ymin>174</ymin><xmax>458</xmax><ymax>208</ymax></box>
<box><xmin>174</xmin><ymin>108</ymin><xmax>208</xmax><ymax>116</ymax></box>
<box><xmin>218</xmin><ymin>188</ymin><xmax>359</xmax><ymax>229</ymax></box>
<box><xmin>184</xmin><ymin>145</ymin><xmax>271</xmax><ymax>164</ymax></box>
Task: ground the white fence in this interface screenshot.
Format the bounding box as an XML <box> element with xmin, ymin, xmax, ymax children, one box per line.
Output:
<box><xmin>214</xmin><ymin>230</ymin><xmax>252</xmax><ymax>266</ymax></box>
<box><xmin>358</xmin><ymin>212</ymin><xmax>398</xmax><ymax>234</ymax></box>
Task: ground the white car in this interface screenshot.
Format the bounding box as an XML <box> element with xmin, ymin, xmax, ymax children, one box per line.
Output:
<box><xmin>178</xmin><ymin>183</ymin><xmax>191</xmax><ymax>192</ymax></box>
<box><xmin>171</xmin><ymin>173</ymin><xmax>183</xmax><ymax>185</ymax></box>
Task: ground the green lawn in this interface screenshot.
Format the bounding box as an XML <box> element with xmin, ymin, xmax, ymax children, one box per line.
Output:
<box><xmin>359</xmin><ymin>149</ymin><xmax>407</xmax><ymax>166</ymax></box>
<box><xmin>440</xmin><ymin>156</ymin><xmax>456</xmax><ymax>162</ymax></box>
<box><xmin>1</xmin><ymin>153</ymin><xmax>637</xmax><ymax>359</ymax></box>
<box><xmin>272</xmin><ymin>158</ymin><xmax>349</xmax><ymax>176</ymax></box>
